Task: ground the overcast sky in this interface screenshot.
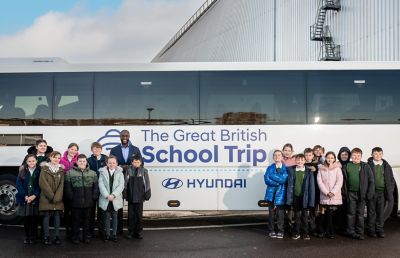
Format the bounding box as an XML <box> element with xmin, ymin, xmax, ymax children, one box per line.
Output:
<box><xmin>0</xmin><ymin>0</ymin><xmax>204</xmax><ymax>63</ymax></box>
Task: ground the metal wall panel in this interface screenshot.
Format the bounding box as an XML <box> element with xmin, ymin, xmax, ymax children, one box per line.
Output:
<box><xmin>153</xmin><ymin>0</ymin><xmax>400</xmax><ymax>62</ymax></box>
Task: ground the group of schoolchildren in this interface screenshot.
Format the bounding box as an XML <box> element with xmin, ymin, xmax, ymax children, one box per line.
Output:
<box><xmin>16</xmin><ymin>139</ymin><xmax>151</xmax><ymax>245</ymax></box>
<box><xmin>15</xmin><ymin>136</ymin><xmax>396</xmax><ymax>244</ymax></box>
<box><xmin>264</xmin><ymin>144</ymin><xmax>395</xmax><ymax>240</ymax></box>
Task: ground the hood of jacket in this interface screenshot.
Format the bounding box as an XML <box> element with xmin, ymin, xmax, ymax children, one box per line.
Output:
<box><xmin>318</xmin><ymin>161</ymin><xmax>342</xmax><ymax>172</ymax></box>
<box><xmin>27</xmin><ymin>145</ymin><xmax>54</xmax><ymax>155</ymax></box>
<box><xmin>41</xmin><ymin>162</ymin><xmax>65</xmax><ymax>173</ymax></box>
<box><xmin>338</xmin><ymin>147</ymin><xmax>351</xmax><ymax>164</ymax></box>
<box><xmin>99</xmin><ymin>165</ymin><xmax>123</xmax><ymax>175</ymax></box>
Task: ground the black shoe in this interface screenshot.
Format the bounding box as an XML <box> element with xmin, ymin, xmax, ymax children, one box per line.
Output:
<box><xmin>357</xmin><ymin>234</ymin><xmax>365</xmax><ymax>240</ymax></box>
<box><xmin>43</xmin><ymin>237</ymin><xmax>52</xmax><ymax>245</ymax></box>
<box><xmin>127</xmin><ymin>234</ymin><xmax>134</xmax><ymax>239</ymax></box>
<box><xmin>24</xmin><ymin>238</ymin><xmax>30</xmax><ymax>244</ymax></box>
<box><xmin>84</xmin><ymin>238</ymin><xmax>91</xmax><ymax>244</ymax></box>
<box><xmin>54</xmin><ymin>236</ymin><xmax>61</xmax><ymax>245</ymax></box>
<box><xmin>377</xmin><ymin>232</ymin><xmax>385</xmax><ymax>238</ymax></box>
<box><xmin>103</xmin><ymin>236</ymin><xmax>110</xmax><ymax>242</ymax></box>
<box><xmin>318</xmin><ymin>233</ymin><xmax>324</xmax><ymax>238</ymax></box>
<box><xmin>134</xmin><ymin>234</ymin><xmax>143</xmax><ymax>240</ymax></box>
<box><xmin>367</xmin><ymin>232</ymin><xmax>377</xmax><ymax>238</ymax></box>
<box><xmin>72</xmin><ymin>239</ymin><xmax>80</xmax><ymax>245</ymax></box>
<box><xmin>112</xmin><ymin>235</ymin><xmax>118</xmax><ymax>242</ymax></box>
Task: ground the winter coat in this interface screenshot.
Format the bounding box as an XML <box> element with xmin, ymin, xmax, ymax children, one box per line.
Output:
<box><xmin>286</xmin><ymin>166</ymin><xmax>315</xmax><ymax>208</ymax></box>
<box><xmin>342</xmin><ymin>161</ymin><xmax>375</xmax><ymax>201</ymax></box>
<box><xmin>39</xmin><ymin>163</ymin><xmax>64</xmax><ymax>211</ymax></box>
<box><xmin>64</xmin><ymin>165</ymin><xmax>99</xmax><ymax>208</ymax></box>
<box><xmin>87</xmin><ymin>154</ymin><xmax>108</xmax><ymax>176</ymax></box>
<box><xmin>60</xmin><ymin>151</ymin><xmax>79</xmax><ymax>173</ymax></box>
<box><xmin>367</xmin><ymin>157</ymin><xmax>395</xmax><ymax>201</ymax></box>
<box><xmin>16</xmin><ymin>166</ymin><xmax>41</xmax><ymax>206</ymax></box>
<box><xmin>126</xmin><ymin>166</ymin><xmax>151</xmax><ymax>203</ymax></box>
<box><xmin>98</xmin><ymin>166</ymin><xmax>125</xmax><ymax>211</ymax></box>
<box><xmin>264</xmin><ymin>163</ymin><xmax>288</xmax><ymax>206</ymax></box>
<box><xmin>317</xmin><ymin>162</ymin><xmax>343</xmax><ymax>205</ymax></box>
<box><xmin>306</xmin><ymin>161</ymin><xmax>320</xmax><ymax>205</ymax></box>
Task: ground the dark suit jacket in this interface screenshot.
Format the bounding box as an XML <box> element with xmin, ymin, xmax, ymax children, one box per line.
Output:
<box><xmin>110</xmin><ymin>144</ymin><xmax>143</xmax><ymax>166</ymax></box>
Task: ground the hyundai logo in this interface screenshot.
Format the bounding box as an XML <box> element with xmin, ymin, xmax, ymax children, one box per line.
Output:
<box><xmin>162</xmin><ymin>178</ymin><xmax>183</xmax><ymax>189</ymax></box>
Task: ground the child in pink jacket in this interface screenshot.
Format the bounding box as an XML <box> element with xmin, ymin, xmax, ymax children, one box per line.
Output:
<box><xmin>317</xmin><ymin>151</ymin><xmax>343</xmax><ymax>239</ymax></box>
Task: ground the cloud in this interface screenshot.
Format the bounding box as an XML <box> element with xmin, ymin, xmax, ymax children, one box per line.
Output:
<box><xmin>0</xmin><ymin>0</ymin><xmax>204</xmax><ymax>63</ymax></box>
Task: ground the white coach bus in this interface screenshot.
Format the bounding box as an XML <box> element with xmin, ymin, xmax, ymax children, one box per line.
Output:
<box><xmin>0</xmin><ymin>60</ymin><xmax>399</xmax><ymax>224</ymax></box>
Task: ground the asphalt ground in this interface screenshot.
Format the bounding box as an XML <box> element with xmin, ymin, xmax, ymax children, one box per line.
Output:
<box><xmin>1</xmin><ymin>215</ymin><xmax>400</xmax><ymax>257</ymax></box>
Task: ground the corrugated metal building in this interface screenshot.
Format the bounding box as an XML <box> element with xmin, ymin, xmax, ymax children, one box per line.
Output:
<box><xmin>153</xmin><ymin>0</ymin><xmax>400</xmax><ymax>62</ymax></box>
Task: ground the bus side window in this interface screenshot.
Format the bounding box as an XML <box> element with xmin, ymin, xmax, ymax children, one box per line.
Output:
<box><xmin>0</xmin><ymin>105</ymin><xmax>25</xmax><ymax>119</ymax></box>
<box><xmin>34</xmin><ymin>104</ymin><xmax>50</xmax><ymax>119</ymax></box>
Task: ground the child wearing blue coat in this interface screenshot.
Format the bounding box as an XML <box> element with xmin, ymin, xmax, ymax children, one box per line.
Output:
<box><xmin>264</xmin><ymin>150</ymin><xmax>288</xmax><ymax>239</ymax></box>
<box><xmin>16</xmin><ymin>154</ymin><xmax>41</xmax><ymax>244</ymax></box>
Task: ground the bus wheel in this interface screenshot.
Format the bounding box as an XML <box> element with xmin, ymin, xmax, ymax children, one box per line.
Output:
<box><xmin>0</xmin><ymin>175</ymin><xmax>20</xmax><ymax>224</ymax></box>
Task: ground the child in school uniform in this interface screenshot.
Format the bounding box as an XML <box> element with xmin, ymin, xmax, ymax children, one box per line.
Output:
<box><xmin>98</xmin><ymin>155</ymin><xmax>125</xmax><ymax>242</ymax></box>
<box><xmin>87</xmin><ymin>142</ymin><xmax>108</xmax><ymax>237</ymax></box>
<box><xmin>264</xmin><ymin>150</ymin><xmax>288</xmax><ymax>239</ymax></box>
<box><xmin>16</xmin><ymin>154</ymin><xmax>41</xmax><ymax>244</ymax></box>
<box><xmin>39</xmin><ymin>151</ymin><xmax>64</xmax><ymax>245</ymax></box>
<box><xmin>317</xmin><ymin>151</ymin><xmax>343</xmax><ymax>239</ymax></box>
<box><xmin>64</xmin><ymin>154</ymin><xmax>99</xmax><ymax>244</ymax></box>
<box><xmin>126</xmin><ymin>154</ymin><xmax>151</xmax><ymax>239</ymax></box>
<box><xmin>366</xmin><ymin>147</ymin><xmax>395</xmax><ymax>238</ymax></box>
<box><xmin>304</xmin><ymin>148</ymin><xmax>319</xmax><ymax>236</ymax></box>
<box><xmin>342</xmin><ymin>148</ymin><xmax>374</xmax><ymax>240</ymax></box>
<box><xmin>282</xmin><ymin>143</ymin><xmax>296</xmax><ymax>167</ymax></box>
<box><xmin>286</xmin><ymin>154</ymin><xmax>315</xmax><ymax>240</ymax></box>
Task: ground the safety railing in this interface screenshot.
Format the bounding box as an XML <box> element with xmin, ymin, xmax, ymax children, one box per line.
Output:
<box><xmin>155</xmin><ymin>0</ymin><xmax>219</xmax><ymax>58</ymax></box>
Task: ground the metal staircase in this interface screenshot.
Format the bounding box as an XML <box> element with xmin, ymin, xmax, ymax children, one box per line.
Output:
<box><xmin>310</xmin><ymin>0</ymin><xmax>341</xmax><ymax>61</ymax></box>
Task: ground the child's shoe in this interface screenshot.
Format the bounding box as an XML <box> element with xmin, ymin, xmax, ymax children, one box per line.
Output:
<box><xmin>268</xmin><ymin>232</ymin><xmax>277</xmax><ymax>239</ymax></box>
<box><xmin>291</xmin><ymin>234</ymin><xmax>300</xmax><ymax>240</ymax></box>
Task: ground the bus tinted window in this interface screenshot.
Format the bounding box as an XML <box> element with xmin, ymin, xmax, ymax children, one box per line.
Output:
<box><xmin>94</xmin><ymin>72</ymin><xmax>199</xmax><ymax>124</ymax></box>
<box><xmin>200</xmin><ymin>71</ymin><xmax>306</xmax><ymax>124</ymax></box>
<box><xmin>0</xmin><ymin>73</ymin><xmax>52</xmax><ymax>124</ymax></box>
<box><xmin>307</xmin><ymin>70</ymin><xmax>400</xmax><ymax>124</ymax></box>
<box><xmin>54</xmin><ymin>73</ymin><xmax>93</xmax><ymax>122</ymax></box>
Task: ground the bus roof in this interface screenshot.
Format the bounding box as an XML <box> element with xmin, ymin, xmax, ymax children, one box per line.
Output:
<box><xmin>0</xmin><ymin>59</ymin><xmax>400</xmax><ymax>73</ymax></box>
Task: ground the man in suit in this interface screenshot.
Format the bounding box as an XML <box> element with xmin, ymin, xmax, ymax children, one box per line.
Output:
<box><xmin>110</xmin><ymin>130</ymin><xmax>142</xmax><ymax>167</ymax></box>
<box><xmin>109</xmin><ymin>129</ymin><xmax>143</xmax><ymax>234</ymax></box>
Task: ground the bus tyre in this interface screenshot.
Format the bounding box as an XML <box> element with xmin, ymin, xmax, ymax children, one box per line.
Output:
<box><xmin>0</xmin><ymin>175</ymin><xmax>20</xmax><ymax>224</ymax></box>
